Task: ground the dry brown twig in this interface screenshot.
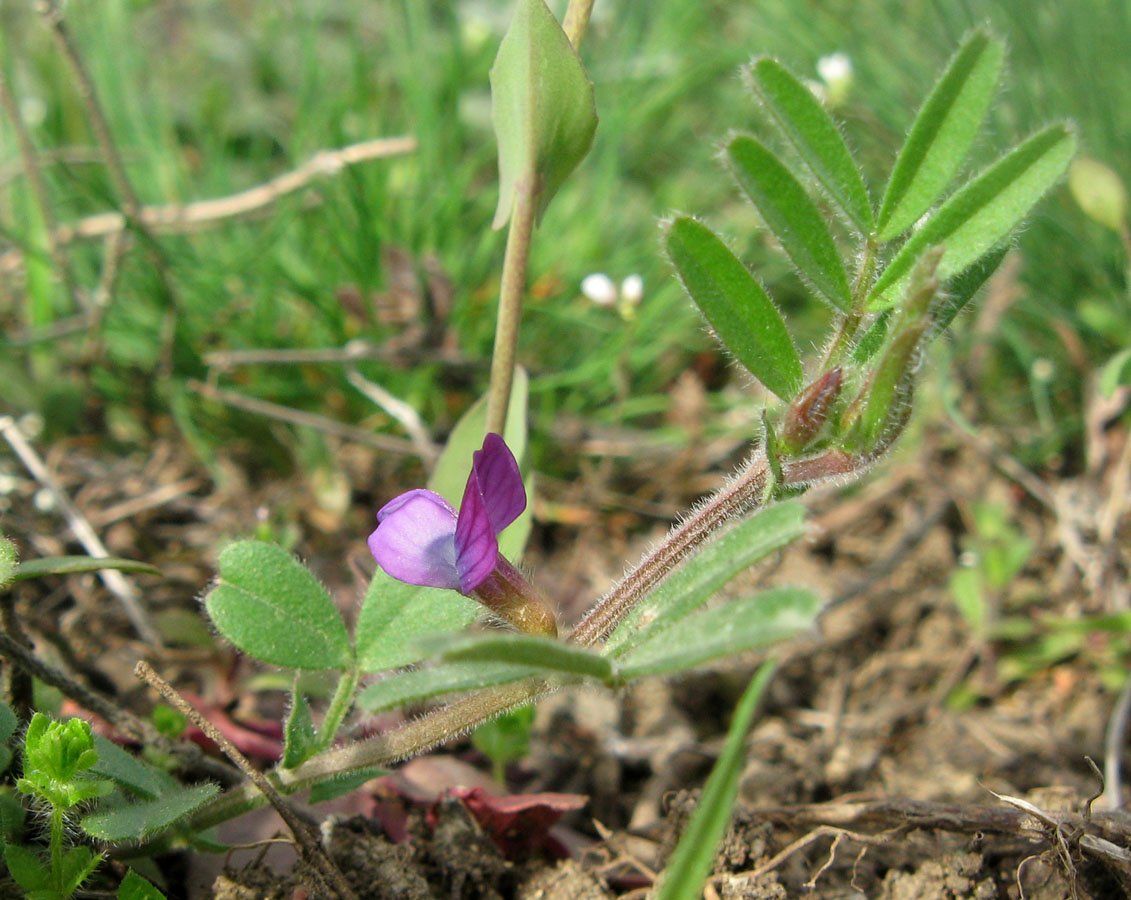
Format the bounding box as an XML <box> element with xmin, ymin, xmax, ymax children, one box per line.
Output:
<box><xmin>187</xmin><ymin>379</ymin><xmax>431</xmax><ymax>458</ymax></box>
<box><xmin>0</xmin><ymin>146</ymin><xmax>106</xmax><ymax>188</ymax></box>
<box><xmin>34</xmin><ymin>0</ymin><xmax>141</xmax><ymax>220</ymax></box>
<box><xmin>0</xmin><ymin>136</ymin><xmax>416</xmax><ymax>275</ymax></box>
<box><xmin>0</xmin><ymin>415</ymin><xmax>161</xmax><ymax>646</ymax></box>
<box><xmin>757</xmin><ymin>794</ymin><xmax>1131</xmax><ymax>896</ymax></box>
<box><xmin>135</xmin><ymin>662</ymin><xmax>359</xmax><ymax>900</ymax></box>
<box><xmin>0</xmin><ymin>622</ymin><xmax>238</xmax><ymax>783</ymax></box>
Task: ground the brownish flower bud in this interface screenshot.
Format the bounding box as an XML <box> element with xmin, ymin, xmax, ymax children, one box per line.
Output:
<box><xmin>781</xmin><ymin>368</ymin><xmax>843</xmax><ymax>453</ymax></box>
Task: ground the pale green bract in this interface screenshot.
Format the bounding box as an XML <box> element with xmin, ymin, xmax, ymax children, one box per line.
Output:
<box><xmin>490</xmin><ymin>0</ymin><xmax>597</xmax><ymax>229</ymax></box>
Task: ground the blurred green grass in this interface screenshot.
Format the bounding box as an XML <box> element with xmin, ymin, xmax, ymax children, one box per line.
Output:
<box><xmin>0</xmin><ymin>0</ymin><xmax>1126</xmax><ymax>477</ymax></box>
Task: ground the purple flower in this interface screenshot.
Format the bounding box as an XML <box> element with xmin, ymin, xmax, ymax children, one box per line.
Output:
<box><xmin>369</xmin><ymin>433</ymin><xmax>525</xmax><ymax>594</ymax></box>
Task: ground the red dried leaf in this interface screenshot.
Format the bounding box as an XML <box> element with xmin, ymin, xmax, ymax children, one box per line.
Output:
<box><xmin>450</xmin><ymin>786</ymin><xmax>587</xmax><ymax>859</ymax></box>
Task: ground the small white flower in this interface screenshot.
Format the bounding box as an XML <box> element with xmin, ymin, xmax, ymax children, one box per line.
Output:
<box><xmin>620</xmin><ymin>274</ymin><xmax>644</xmax><ymax>306</ymax></box>
<box><xmin>816</xmin><ymin>52</ymin><xmax>853</xmax><ymax>106</ymax></box>
<box><xmin>817</xmin><ymin>52</ymin><xmax>853</xmax><ymax>85</ymax></box>
<box><xmin>581</xmin><ymin>273</ymin><xmax>618</xmax><ymax>307</ymax></box>
<box><xmin>19</xmin><ymin>97</ymin><xmax>46</xmax><ymax>128</ymax></box>
<box><xmin>18</xmin><ymin>413</ymin><xmax>44</xmax><ymax>440</ymax></box>
<box><xmin>1031</xmin><ymin>358</ymin><xmax>1055</xmax><ymax>382</ymax></box>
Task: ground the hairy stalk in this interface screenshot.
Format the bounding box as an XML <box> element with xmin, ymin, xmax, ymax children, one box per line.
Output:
<box><xmin>823</xmin><ymin>236</ymin><xmax>879</xmax><ymax>368</ymax></box>
<box><xmin>485</xmin><ymin>185</ymin><xmax>536</xmax><ymax>436</ymax></box>
<box><xmin>50</xmin><ymin>807</ymin><xmax>64</xmax><ymax>892</ymax></box>
<box><xmin>570</xmin><ymin>448</ymin><xmax>868</xmax><ymax>647</ymax></box>
<box><xmin>183</xmin><ymin>680</ymin><xmax>548</xmax><ymax>834</ymax></box>
<box><xmin>317</xmin><ymin>667</ymin><xmax>360</xmax><ymax>752</ymax></box>
<box><xmin>569</xmin><ymin>453</ymin><xmax>770</xmax><ymax>647</ymax></box>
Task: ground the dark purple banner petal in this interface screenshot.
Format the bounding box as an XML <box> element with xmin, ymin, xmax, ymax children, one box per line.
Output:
<box><xmin>454</xmin><ymin>472</ymin><xmax>500</xmax><ymax>593</ymax></box>
<box><xmin>472</xmin><ymin>433</ymin><xmax>526</xmax><ymax>535</ymax></box>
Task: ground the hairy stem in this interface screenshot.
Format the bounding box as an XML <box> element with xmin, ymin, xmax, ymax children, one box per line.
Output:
<box><xmin>184</xmin><ymin>680</ymin><xmax>548</xmax><ymax>834</ymax></box>
<box><xmin>823</xmin><ymin>236</ymin><xmax>879</xmax><ymax>368</ymax></box>
<box><xmin>570</xmin><ymin>448</ymin><xmax>868</xmax><ymax>647</ymax></box>
<box><xmin>569</xmin><ymin>453</ymin><xmax>771</xmax><ymax>647</ymax></box>
<box><xmin>177</xmin><ymin>448</ymin><xmax>870</xmax><ymax>842</ymax></box>
<box><xmin>318</xmin><ymin>667</ymin><xmax>360</xmax><ymax>752</ymax></box>
<box><xmin>50</xmin><ymin>807</ymin><xmax>64</xmax><ymax>891</ymax></box>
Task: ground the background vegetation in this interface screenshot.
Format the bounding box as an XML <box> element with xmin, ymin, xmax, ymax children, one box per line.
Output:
<box><xmin>1</xmin><ymin>0</ymin><xmax>1126</xmax><ymax>499</ymax></box>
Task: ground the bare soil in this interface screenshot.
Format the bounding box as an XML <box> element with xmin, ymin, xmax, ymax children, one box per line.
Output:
<box><xmin>2</xmin><ymin>410</ymin><xmax>1129</xmax><ymax>899</ymax></box>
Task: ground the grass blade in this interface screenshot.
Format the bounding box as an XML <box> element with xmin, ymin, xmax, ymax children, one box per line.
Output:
<box><xmin>877</xmin><ymin>30</ymin><xmax>1005</xmax><ymax>241</ymax></box>
<box><xmin>747</xmin><ymin>57</ymin><xmax>873</xmax><ymax>233</ymax></box>
<box><xmin>665</xmin><ymin>216</ymin><xmax>802</xmax><ymax>400</ymax></box>
<box><xmin>13</xmin><ymin>555</ymin><xmax>161</xmax><ymax>581</ymax></box>
<box><xmin>727</xmin><ymin>135</ymin><xmax>853</xmax><ymax>312</ymax></box>
<box><xmin>653</xmin><ymin>662</ymin><xmax>775</xmax><ymax>900</ymax></box>
<box><xmin>871</xmin><ymin>124</ymin><xmax>1075</xmax><ymax>308</ymax></box>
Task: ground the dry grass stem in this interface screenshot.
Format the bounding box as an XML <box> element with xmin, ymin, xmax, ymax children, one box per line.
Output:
<box><xmin>187</xmin><ymin>379</ymin><xmax>428</xmax><ymax>458</ymax></box>
<box><xmin>135</xmin><ymin>661</ymin><xmax>359</xmax><ymax>900</ymax></box>
<box><xmin>0</xmin><ymin>415</ymin><xmax>161</xmax><ymax>646</ymax></box>
<box><xmin>0</xmin><ymin>137</ymin><xmax>416</xmax><ymax>274</ymax></box>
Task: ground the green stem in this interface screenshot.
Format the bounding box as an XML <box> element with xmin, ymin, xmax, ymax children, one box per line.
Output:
<box><xmin>823</xmin><ymin>236</ymin><xmax>879</xmax><ymax>368</ymax></box>
<box><xmin>50</xmin><ymin>806</ymin><xmax>64</xmax><ymax>892</ymax></box>
<box><xmin>563</xmin><ymin>0</ymin><xmax>595</xmax><ymax>49</ymax></box>
<box><xmin>483</xmin><ymin>0</ymin><xmax>592</xmax><ymax>438</ymax></box>
<box><xmin>485</xmin><ymin>186</ymin><xmax>536</xmax><ymax>437</ymax></box>
<box><xmin>182</xmin><ymin>679</ymin><xmax>549</xmax><ymax>835</ymax></box>
<box><xmin>316</xmin><ymin>666</ymin><xmax>359</xmax><ymax>753</ymax></box>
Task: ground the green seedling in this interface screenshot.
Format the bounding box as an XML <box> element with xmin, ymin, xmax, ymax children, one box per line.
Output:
<box><xmin>6</xmin><ymin>714</ymin><xmax>111</xmax><ymax>900</ymax></box>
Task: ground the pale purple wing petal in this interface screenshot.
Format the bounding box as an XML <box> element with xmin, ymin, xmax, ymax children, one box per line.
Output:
<box><xmin>471</xmin><ymin>433</ymin><xmax>526</xmax><ymax>535</ymax></box>
<box><xmin>368</xmin><ymin>489</ymin><xmax>461</xmax><ymax>590</ymax></box>
<box><xmin>454</xmin><ymin>473</ymin><xmax>499</xmax><ymax>593</ymax></box>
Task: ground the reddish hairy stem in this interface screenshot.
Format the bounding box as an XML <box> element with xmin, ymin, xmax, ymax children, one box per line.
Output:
<box><xmin>569</xmin><ymin>448</ymin><xmax>867</xmax><ymax>647</ymax></box>
<box><xmin>180</xmin><ymin>447</ymin><xmax>871</xmax><ymax>840</ymax></box>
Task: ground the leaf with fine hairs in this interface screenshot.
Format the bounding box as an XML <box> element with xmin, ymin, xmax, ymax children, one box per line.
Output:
<box><xmin>877</xmin><ymin>30</ymin><xmax>1005</xmax><ymax>240</ymax></box>
<box><xmin>871</xmin><ymin>124</ymin><xmax>1075</xmax><ymax>308</ymax></box>
<box><xmin>747</xmin><ymin>57</ymin><xmax>873</xmax><ymax>233</ymax></box>
<box><xmin>205</xmin><ymin>541</ymin><xmax>351</xmax><ymax>671</ymax></box>
<box><xmin>665</xmin><ymin>216</ymin><xmax>803</xmax><ymax>400</ymax></box>
<box><xmin>727</xmin><ymin>135</ymin><xmax>853</xmax><ymax>312</ymax></box>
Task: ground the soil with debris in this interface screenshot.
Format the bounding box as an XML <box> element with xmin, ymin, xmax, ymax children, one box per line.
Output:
<box><xmin>2</xmin><ymin>402</ymin><xmax>1130</xmax><ymax>899</ymax></box>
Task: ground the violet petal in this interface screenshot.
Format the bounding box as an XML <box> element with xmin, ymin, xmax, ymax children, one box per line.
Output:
<box><xmin>453</xmin><ymin>470</ymin><xmax>499</xmax><ymax>594</ymax></box>
<box><xmin>368</xmin><ymin>489</ymin><xmax>461</xmax><ymax>591</ymax></box>
<box><xmin>471</xmin><ymin>433</ymin><xmax>526</xmax><ymax>535</ymax></box>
